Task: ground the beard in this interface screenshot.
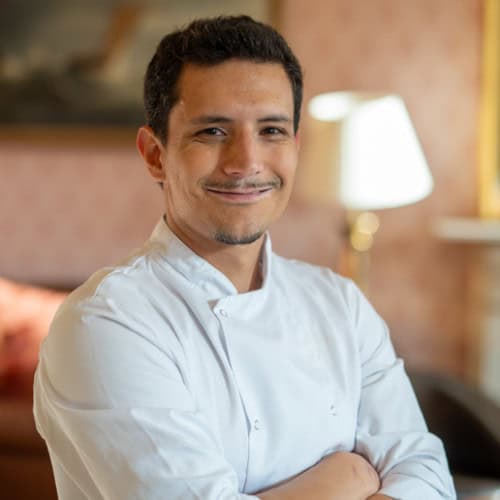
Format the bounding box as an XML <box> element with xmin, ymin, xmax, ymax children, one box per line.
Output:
<box><xmin>204</xmin><ymin>177</ymin><xmax>282</xmax><ymax>246</ymax></box>
<box><xmin>214</xmin><ymin>229</ymin><xmax>264</xmax><ymax>245</ymax></box>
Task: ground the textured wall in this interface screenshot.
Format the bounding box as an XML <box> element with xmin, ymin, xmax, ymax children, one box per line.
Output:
<box><xmin>280</xmin><ymin>0</ymin><xmax>482</xmax><ymax>377</ymax></box>
<box><xmin>0</xmin><ymin>145</ymin><xmax>161</xmax><ymax>286</ymax></box>
<box><xmin>0</xmin><ymin>0</ymin><xmax>483</xmax><ymax>378</ymax></box>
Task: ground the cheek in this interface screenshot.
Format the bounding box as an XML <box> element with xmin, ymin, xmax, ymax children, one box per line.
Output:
<box><xmin>276</xmin><ymin>149</ymin><xmax>298</xmax><ymax>185</ymax></box>
<box><xmin>177</xmin><ymin>148</ymin><xmax>218</xmax><ymax>186</ymax></box>
<box><xmin>163</xmin><ymin>152</ymin><xmax>196</xmax><ymax>190</ymax></box>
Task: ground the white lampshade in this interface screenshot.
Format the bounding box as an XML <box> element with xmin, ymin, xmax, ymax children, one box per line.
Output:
<box><xmin>306</xmin><ymin>92</ymin><xmax>433</xmax><ymax>211</ymax></box>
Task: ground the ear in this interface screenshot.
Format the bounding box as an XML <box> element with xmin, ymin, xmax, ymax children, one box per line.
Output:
<box><xmin>136</xmin><ymin>126</ymin><xmax>165</xmax><ymax>182</ymax></box>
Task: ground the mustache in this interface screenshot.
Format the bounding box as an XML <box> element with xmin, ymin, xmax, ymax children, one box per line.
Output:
<box><xmin>202</xmin><ymin>177</ymin><xmax>282</xmax><ymax>190</ymax></box>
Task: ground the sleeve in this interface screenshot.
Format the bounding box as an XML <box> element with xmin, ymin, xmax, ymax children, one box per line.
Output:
<box><xmin>33</xmin><ymin>292</ymin><xmax>257</xmax><ymax>500</ymax></box>
<box><xmin>345</xmin><ymin>282</ymin><xmax>457</xmax><ymax>500</ymax></box>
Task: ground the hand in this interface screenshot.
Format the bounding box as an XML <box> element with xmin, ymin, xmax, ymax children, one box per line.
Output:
<box><xmin>258</xmin><ymin>451</ymin><xmax>380</xmax><ymax>500</ymax></box>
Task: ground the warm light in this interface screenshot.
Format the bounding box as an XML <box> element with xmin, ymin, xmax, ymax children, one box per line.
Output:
<box><xmin>306</xmin><ymin>92</ymin><xmax>433</xmax><ymax>211</ymax></box>
<box><xmin>350</xmin><ymin>212</ymin><xmax>380</xmax><ymax>252</ymax></box>
<box><xmin>300</xmin><ymin>92</ymin><xmax>434</xmax><ymax>291</ymax></box>
<box><xmin>308</xmin><ymin>92</ymin><xmax>359</xmax><ymax>121</ymax></box>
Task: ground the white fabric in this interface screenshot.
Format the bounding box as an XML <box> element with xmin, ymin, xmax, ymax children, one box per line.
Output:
<box><xmin>34</xmin><ymin>218</ymin><xmax>456</xmax><ymax>500</ymax></box>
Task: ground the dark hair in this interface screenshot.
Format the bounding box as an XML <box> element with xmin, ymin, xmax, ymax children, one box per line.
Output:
<box><xmin>144</xmin><ymin>15</ymin><xmax>303</xmax><ymax>141</ymax></box>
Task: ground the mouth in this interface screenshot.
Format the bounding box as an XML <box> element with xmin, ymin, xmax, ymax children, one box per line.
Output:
<box><xmin>204</xmin><ymin>186</ymin><xmax>274</xmax><ymax>203</ymax></box>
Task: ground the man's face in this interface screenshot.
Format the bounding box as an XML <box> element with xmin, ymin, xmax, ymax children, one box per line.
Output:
<box><xmin>155</xmin><ymin>60</ymin><xmax>299</xmax><ymax>251</ymax></box>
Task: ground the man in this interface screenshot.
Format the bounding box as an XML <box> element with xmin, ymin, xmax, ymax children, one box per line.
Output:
<box><xmin>34</xmin><ymin>15</ymin><xmax>456</xmax><ymax>500</ymax></box>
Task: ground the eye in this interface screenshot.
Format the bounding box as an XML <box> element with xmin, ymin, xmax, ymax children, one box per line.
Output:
<box><xmin>192</xmin><ymin>127</ymin><xmax>226</xmax><ymax>143</ymax></box>
<box><xmin>197</xmin><ymin>127</ymin><xmax>225</xmax><ymax>137</ymax></box>
<box><xmin>261</xmin><ymin>126</ymin><xmax>288</xmax><ymax>137</ymax></box>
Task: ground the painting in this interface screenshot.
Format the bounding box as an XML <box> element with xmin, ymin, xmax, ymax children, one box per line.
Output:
<box><xmin>478</xmin><ymin>0</ymin><xmax>500</xmax><ymax>218</ymax></box>
<box><xmin>0</xmin><ymin>0</ymin><xmax>276</xmax><ymax>131</ymax></box>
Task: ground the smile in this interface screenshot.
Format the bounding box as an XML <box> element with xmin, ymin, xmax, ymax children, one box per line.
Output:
<box><xmin>204</xmin><ymin>187</ymin><xmax>274</xmax><ymax>203</ymax></box>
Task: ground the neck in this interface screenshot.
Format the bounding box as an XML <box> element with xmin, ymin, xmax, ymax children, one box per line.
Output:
<box><xmin>165</xmin><ymin>219</ymin><xmax>265</xmax><ymax>293</ymax></box>
<box><xmin>205</xmin><ymin>240</ymin><xmax>264</xmax><ymax>293</ymax></box>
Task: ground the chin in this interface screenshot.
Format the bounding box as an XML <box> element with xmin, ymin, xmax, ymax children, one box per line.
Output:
<box><xmin>213</xmin><ymin>229</ymin><xmax>265</xmax><ymax>246</ymax></box>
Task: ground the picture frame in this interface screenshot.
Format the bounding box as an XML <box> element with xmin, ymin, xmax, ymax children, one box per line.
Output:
<box><xmin>478</xmin><ymin>0</ymin><xmax>500</xmax><ymax>218</ymax></box>
<box><xmin>0</xmin><ymin>0</ymin><xmax>281</xmax><ymax>144</ymax></box>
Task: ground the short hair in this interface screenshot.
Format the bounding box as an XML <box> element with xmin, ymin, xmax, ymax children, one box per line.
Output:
<box><xmin>143</xmin><ymin>15</ymin><xmax>303</xmax><ymax>142</ymax></box>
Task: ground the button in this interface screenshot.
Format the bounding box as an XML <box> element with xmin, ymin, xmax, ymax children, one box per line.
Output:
<box><xmin>329</xmin><ymin>404</ymin><xmax>337</xmax><ymax>416</ymax></box>
<box><xmin>219</xmin><ymin>309</ymin><xmax>228</xmax><ymax>317</ymax></box>
<box><xmin>253</xmin><ymin>419</ymin><xmax>260</xmax><ymax>430</ymax></box>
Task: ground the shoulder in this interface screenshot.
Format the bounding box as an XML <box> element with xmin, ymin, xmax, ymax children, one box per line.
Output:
<box><xmin>40</xmin><ymin>247</ymin><xmax>191</xmax><ymax>408</ymax></box>
<box><xmin>68</xmin><ymin>243</ymin><xmax>162</xmax><ymax>305</ymax></box>
<box><xmin>270</xmin><ymin>253</ymin><xmax>384</xmax><ymax>339</ymax></box>
<box><xmin>59</xmin><ymin>240</ymin><xmax>180</xmax><ymax>324</ymax></box>
<box><xmin>46</xmin><ymin>243</ymin><xmax>183</xmax><ymax>359</ymax></box>
<box><xmin>271</xmin><ymin>253</ymin><xmax>358</xmax><ymax>302</ymax></box>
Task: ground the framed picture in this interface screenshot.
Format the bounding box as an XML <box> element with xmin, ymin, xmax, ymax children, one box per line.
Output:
<box><xmin>478</xmin><ymin>0</ymin><xmax>500</xmax><ymax>218</ymax></box>
<box><xmin>0</xmin><ymin>0</ymin><xmax>279</xmax><ymax>141</ymax></box>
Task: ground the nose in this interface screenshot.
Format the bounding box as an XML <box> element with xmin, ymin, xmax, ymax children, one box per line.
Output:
<box><xmin>220</xmin><ymin>130</ymin><xmax>264</xmax><ymax>178</ymax></box>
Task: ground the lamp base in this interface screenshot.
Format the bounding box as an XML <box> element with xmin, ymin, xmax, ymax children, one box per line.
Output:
<box><xmin>346</xmin><ymin>211</ymin><xmax>379</xmax><ymax>294</ymax></box>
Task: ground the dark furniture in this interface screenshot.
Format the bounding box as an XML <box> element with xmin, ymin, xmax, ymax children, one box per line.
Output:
<box><xmin>410</xmin><ymin>371</ymin><xmax>500</xmax><ymax>499</ymax></box>
<box><xmin>0</xmin><ymin>390</ymin><xmax>57</xmax><ymax>500</ymax></box>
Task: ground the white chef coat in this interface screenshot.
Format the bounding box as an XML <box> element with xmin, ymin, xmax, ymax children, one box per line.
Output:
<box><xmin>34</xmin><ymin>218</ymin><xmax>456</xmax><ymax>500</ymax></box>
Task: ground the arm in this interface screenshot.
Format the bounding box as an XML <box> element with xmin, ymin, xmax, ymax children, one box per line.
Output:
<box><xmin>345</xmin><ymin>281</ymin><xmax>456</xmax><ymax>500</ymax></box>
<box><xmin>258</xmin><ymin>451</ymin><xmax>380</xmax><ymax>500</ymax></box>
<box><xmin>33</xmin><ymin>292</ymin><xmax>256</xmax><ymax>500</ymax></box>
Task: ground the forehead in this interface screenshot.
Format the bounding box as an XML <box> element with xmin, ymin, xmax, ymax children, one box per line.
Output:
<box><xmin>175</xmin><ymin>60</ymin><xmax>294</xmax><ymax>115</ymax></box>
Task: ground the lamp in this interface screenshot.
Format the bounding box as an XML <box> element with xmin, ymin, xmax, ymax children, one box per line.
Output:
<box><xmin>299</xmin><ymin>92</ymin><xmax>433</xmax><ymax>291</ymax></box>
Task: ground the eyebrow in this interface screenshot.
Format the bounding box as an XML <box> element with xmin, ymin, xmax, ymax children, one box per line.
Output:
<box><xmin>190</xmin><ymin>114</ymin><xmax>292</xmax><ymax>125</ymax></box>
<box><xmin>190</xmin><ymin>116</ymin><xmax>232</xmax><ymax>125</ymax></box>
<box><xmin>258</xmin><ymin>114</ymin><xmax>292</xmax><ymax>124</ymax></box>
